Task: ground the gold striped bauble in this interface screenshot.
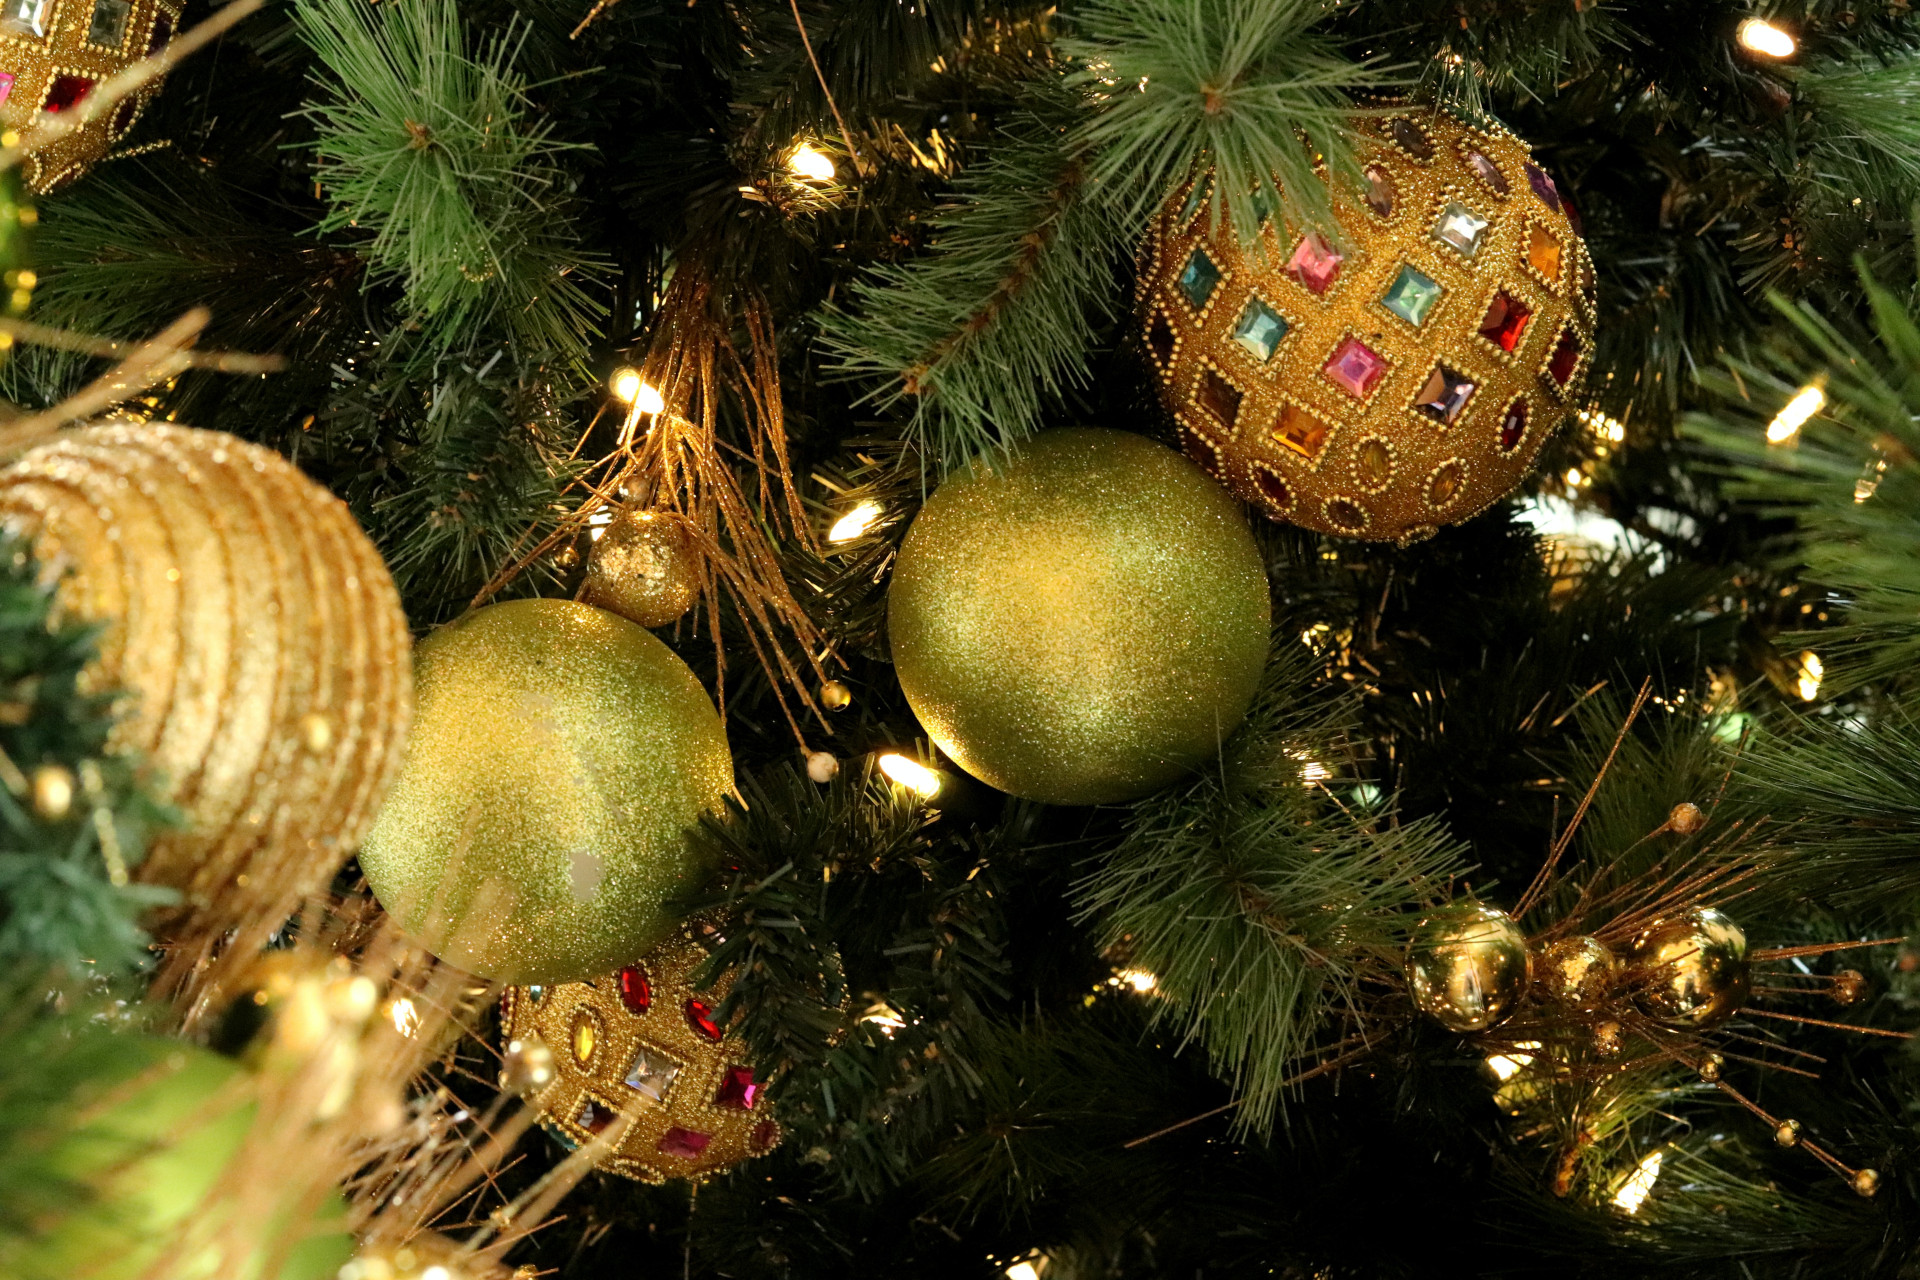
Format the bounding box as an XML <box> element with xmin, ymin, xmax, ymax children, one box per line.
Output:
<box><xmin>501</xmin><ymin>923</ymin><xmax>780</xmax><ymax>1184</ymax></box>
<box><xmin>1137</xmin><ymin>106</ymin><xmax>1596</xmax><ymax>543</ymax></box>
<box><xmin>0</xmin><ymin>0</ymin><xmax>181</xmax><ymax>192</ymax></box>
<box><xmin>0</xmin><ymin>420</ymin><xmax>413</xmax><ymax>947</ymax></box>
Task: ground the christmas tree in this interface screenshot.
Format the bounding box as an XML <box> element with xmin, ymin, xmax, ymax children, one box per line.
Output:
<box><xmin>4</xmin><ymin>0</ymin><xmax>1920</xmax><ymax>1276</ymax></box>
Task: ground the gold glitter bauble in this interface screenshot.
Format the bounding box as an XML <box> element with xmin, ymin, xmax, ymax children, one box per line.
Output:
<box><xmin>1137</xmin><ymin>106</ymin><xmax>1596</xmax><ymax>542</ymax></box>
<box><xmin>0</xmin><ymin>421</ymin><xmax>413</xmax><ymax>939</ymax></box>
<box><xmin>358</xmin><ymin>599</ymin><xmax>733</xmax><ymax>985</ymax></box>
<box><xmin>501</xmin><ymin>924</ymin><xmax>781</xmax><ymax>1184</ymax></box>
<box><xmin>1407</xmin><ymin>904</ymin><xmax>1529</xmax><ymax>1032</ymax></box>
<box><xmin>0</xmin><ymin>0</ymin><xmax>181</xmax><ymax>193</ymax></box>
<box><xmin>1628</xmin><ymin>907</ymin><xmax>1750</xmax><ymax>1028</ymax></box>
<box><xmin>887</xmin><ymin>428</ymin><xmax>1270</xmax><ymax>806</ymax></box>
<box><xmin>1535</xmin><ymin>935</ymin><xmax>1617</xmax><ymax>1007</ymax></box>
<box><xmin>581</xmin><ymin>508</ymin><xmax>699</xmax><ymax>628</ymax></box>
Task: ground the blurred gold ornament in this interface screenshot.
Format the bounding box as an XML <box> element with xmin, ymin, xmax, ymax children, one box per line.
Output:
<box><xmin>1629</xmin><ymin>907</ymin><xmax>1750</xmax><ymax>1028</ymax></box>
<box><xmin>820</xmin><ymin>680</ymin><xmax>852</xmax><ymax>711</ymax></box>
<box><xmin>1697</xmin><ymin>1052</ymin><xmax>1725</xmax><ymax>1082</ymax></box>
<box><xmin>1536</xmin><ymin>935</ymin><xmax>1616</xmax><ymax>1007</ymax></box>
<box><xmin>1774</xmin><ymin>1119</ymin><xmax>1802</xmax><ymax>1148</ymax></box>
<box><xmin>1668</xmin><ymin>801</ymin><xmax>1706</xmax><ymax>834</ymax></box>
<box><xmin>1407</xmin><ymin>904</ymin><xmax>1529</xmax><ymax>1032</ymax></box>
<box><xmin>582</xmin><ymin>508</ymin><xmax>699</xmax><ymax>628</ymax></box>
<box><xmin>0</xmin><ymin>0</ymin><xmax>180</xmax><ymax>193</ymax></box>
<box><xmin>1853</xmin><ymin>1168</ymin><xmax>1881</xmax><ymax>1198</ymax></box>
<box><xmin>0</xmin><ymin>422</ymin><xmax>413</xmax><ymax>949</ymax></box>
<box><xmin>1830</xmin><ymin>969</ymin><xmax>1867</xmax><ymax>1006</ymax></box>
<box><xmin>499</xmin><ymin>1032</ymin><xmax>556</xmax><ymax>1095</ymax></box>
<box><xmin>1138</xmin><ymin>106</ymin><xmax>1594</xmax><ymax>542</ymax></box>
<box><xmin>29</xmin><ymin>759</ymin><xmax>72</xmax><ymax>818</ymax></box>
<box><xmin>341</xmin><ymin>1230</ymin><xmax>511</xmax><ymax>1280</ymax></box>
<box><xmin>358</xmin><ymin>599</ymin><xmax>733</xmax><ymax>985</ymax></box>
<box><xmin>500</xmin><ymin>923</ymin><xmax>782</xmax><ymax>1183</ymax></box>
<box><xmin>1592</xmin><ymin>1019</ymin><xmax>1623</xmax><ymax>1057</ymax></box>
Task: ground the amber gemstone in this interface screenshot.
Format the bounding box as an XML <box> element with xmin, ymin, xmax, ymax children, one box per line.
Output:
<box><xmin>1273</xmin><ymin>404</ymin><xmax>1331</xmax><ymax>460</ymax></box>
<box><xmin>715</xmin><ymin>1065</ymin><xmax>761</xmax><ymax>1110</ymax></box>
<box><xmin>1429</xmin><ymin>462</ymin><xmax>1465</xmax><ymax>507</ymax></box>
<box><xmin>1528</xmin><ymin>225</ymin><xmax>1563</xmax><ymax>283</ymax></box>
<box><xmin>571</xmin><ymin>1012</ymin><xmax>597</xmax><ymax>1066</ymax></box>
<box><xmin>1197</xmin><ymin>369</ymin><xmax>1243</xmax><ymax>427</ymax></box>
<box><xmin>1499</xmin><ymin>400</ymin><xmax>1528</xmax><ymax>451</ymax></box>
<box><xmin>1479</xmin><ymin>291</ymin><xmax>1532</xmax><ymax>353</ymax></box>
<box><xmin>618</xmin><ymin>965</ymin><xmax>652</xmax><ymax>1014</ymax></box>
<box><xmin>1254</xmin><ymin>469</ymin><xmax>1292</xmax><ymax>510</ymax></box>
<box><xmin>657</xmin><ymin>1126</ymin><xmax>713</xmax><ymax>1159</ymax></box>
<box><xmin>685</xmin><ymin>997</ymin><xmax>723</xmax><ymax>1042</ymax></box>
<box><xmin>1357</xmin><ymin>439</ymin><xmax>1392</xmax><ymax>487</ymax></box>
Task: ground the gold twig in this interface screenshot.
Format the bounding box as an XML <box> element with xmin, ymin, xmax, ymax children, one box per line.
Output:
<box><xmin>0</xmin><ymin>316</ymin><xmax>285</xmax><ymax>373</ymax></box>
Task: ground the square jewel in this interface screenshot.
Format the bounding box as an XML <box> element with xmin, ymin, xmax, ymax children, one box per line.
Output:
<box><xmin>2</xmin><ymin>0</ymin><xmax>49</xmax><ymax>37</ymax></box>
<box><xmin>1414</xmin><ymin>365</ymin><xmax>1477</xmax><ymax>424</ymax></box>
<box><xmin>1433</xmin><ymin>202</ymin><xmax>1489</xmax><ymax>258</ymax></box>
<box><xmin>1381</xmin><ymin>264</ymin><xmax>1443</xmax><ymax>327</ymax></box>
<box><xmin>1323</xmin><ymin>337</ymin><xmax>1389</xmax><ymax>399</ymax></box>
<box><xmin>1178</xmin><ymin>248</ymin><xmax>1222</xmax><ymax>310</ymax></box>
<box><xmin>87</xmin><ymin>0</ymin><xmax>130</xmax><ymax>46</ymax></box>
<box><xmin>624</xmin><ymin>1042</ymin><xmax>682</xmax><ymax>1102</ymax></box>
<box><xmin>1231</xmin><ymin>297</ymin><xmax>1288</xmax><ymax>363</ymax></box>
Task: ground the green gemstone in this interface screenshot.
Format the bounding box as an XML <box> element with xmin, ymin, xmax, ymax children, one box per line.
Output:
<box><xmin>1231</xmin><ymin>297</ymin><xmax>1289</xmax><ymax>363</ymax></box>
<box><xmin>1381</xmin><ymin>263</ymin><xmax>1444</xmax><ymax>327</ymax></box>
<box><xmin>1178</xmin><ymin>248</ymin><xmax>1222</xmax><ymax>309</ymax></box>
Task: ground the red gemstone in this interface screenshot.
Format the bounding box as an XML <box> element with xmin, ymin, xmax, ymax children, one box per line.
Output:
<box><xmin>146</xmin><ymin>10</ymin><xmax>171</xmax><ymax>56</ymax></box>
<box><xmin>1197</xmin><ymin>368</ymin><xmax>1243</xmax><ymax>427</ymax></box>
<box><xmin>1286</xmin><ymin>233</ymin><xmax>1344</xmax><ymax>296</ymax></box>
<box><xmin>576</xmin><ymin>1098</ymin><xmax>617</xmax><ymax>1135</ymax></box>
<box><xmin>111</xmin><ymin>98</ymin><xmax>134</xmax><ymax>136</ymax></box>
<box><xmin>1548</xmin><ymin>329</ymin><xmax>1581</xmax><ymax>386</ymax></box>
<box><xmin>685</xmin><ymin>997</ymin><xmax>722</xmax><ymax>1041</ymax></box>
<box><xmin>1146</xmin><ymin>310</ymin><xmax>1176</xmax><ymax>365</ymax></box>
<box><xmin>715</xmin><ymin>1065</ymin><xmax>760</xmax><ymax>1110</ymax></box>
<box><xmin>657</xmin><ymin>1126</ymin><xmax>712</xmax><ymax>1159</ymax></box>
<box><xmin>618</xmin><ymin>965</ymin><xmax>652</xmax><ymax>1014</ymax></box>
<box><xmin>1479</xmin><ymin>291</ymin><xmax>1531</xmax><ymax>353</ymax></box>
<box><xmin>750</xmin><ymin>1119</ymin><xmax>778</xmax><ymax>1152</ymax></box>
<box><xmin>1253</xmin><ymin>469</ymin><xmax>1291</xmax><ymax>511</ymax></box>
<box><xmin>1323</xmin><ymin>337</ymin><xmax>1389</xmax><ymax>399</ymax></box>
<box><xmin>43</xmin><ymin>75</ymin><xmax>95</xmax><ymax>113</ymax></box>
<box><xmin>1499</xmin><ymin>400</ymin><xmax>1528</xmax><ymax>451</ymax></box>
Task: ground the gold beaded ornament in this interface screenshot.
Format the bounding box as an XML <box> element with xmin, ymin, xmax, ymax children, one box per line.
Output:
<box><xmin>1137</xmin><ymin>106</ymin><xmax>1596</xmax><ymax>543</ymax></box>
<box><xmin>500</xmin><ymin>923</ymin><xmax>781</xmax><ymax>1184</ymax></box>
<box><xmin>0</xmin><ymin>0</ymin><xmax>180</xmax><ymax>192</ymax></box>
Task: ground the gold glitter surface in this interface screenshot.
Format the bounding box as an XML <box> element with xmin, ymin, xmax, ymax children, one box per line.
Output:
<box><xmin>501</xmin><ymin>923</ymin><xmax>782</xmax><ymax>1184</ymax></box>
<box><xmin>887</xmin><ymin>428</ymin><xmax>1270</xmax><ymax>806</ymax></box>
<box><xmin>581</xmin><ymin>508</ymin><xmax>699</xmax><ymax>629</ymax></box>
<box><xmin>358</xmin><ymin>599</ymin><xmax>733</xmax><ymax>985</ymax></box>
<box><xmin>1138</xmin><ymin>107</ymin><xmax>1596</xmax><ymax>543</ymax></box>
<box><xmin>0</xmin><ymin>421</ymin><xmax>414</xmax><ymax>945</ymax></box>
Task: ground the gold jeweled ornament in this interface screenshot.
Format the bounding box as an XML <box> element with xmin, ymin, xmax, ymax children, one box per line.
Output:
<box><xmin>1535</xmin><ymin>935</ymin><xmax>1617</xmax><ymax>1007</ymax></box>
<box><xmin>0</xmin><ymin>0</ymin><xmax>180</xmax><ymax>193</ymax></box>
<box><xmin>886</xmin><ymin>428</ymin><xmax>1270</xmax><ymax>806</ymax></box>
<box><xmin>1407</xmin><ymin>904</ymin><xmax>1530</xmax><ymax>1032</ymax></box>
<box><xmin>357</xmin><ymin>599</ymin><xmax>734</xmax><ymax>985</ymax></box>
<box><xmin>581</xmin><ymin>507</ymin><xmax>700</xmax><ymax>628</ymax></box>
<box><xmin>0</xmin><ymin>421</ymin><xmax>413</xmax><ymax>942</ymax></box>
<box><xmin>1628</xmin><ymin>907</ymin><xmax>1751</xmax><ymax>1028</ymax></box>
<box><xmin>500</xmin><ymin>924</ymin><xmax>781</xmax><ymax>1183</ymax></box>
<box><xmin>1137</xmin><ymin>106</ymin><xmax>1596</xmax><ymax>542</ymax></box>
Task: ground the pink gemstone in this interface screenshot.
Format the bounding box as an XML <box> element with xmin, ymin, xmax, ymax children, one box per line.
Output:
<box><xmin>715</xmin><ymin>1065</ymin><xmax>760</xmax><ymax>1110</ymax></box>
<box><xmin>1286</xmin><ymin>233</ymin><xmax>1344</xmax><ymax>296</ymax></box>
<box><xmin>618</xmin><ymin>965</ymin><xmax>652</xmax><ymax>1014</ymax></box>
<box><xmin>657</xmin><ymin>1126</ymin><xmax>713</xmax><ymax>1159</ymax></box>
<box><xmin>685</xmin><ymin>997</ymin><xmax>722</xmax><ymax>1042</ymax></box>
<box><xmin>43</xmin><ymin>75</ymin><xmax>95</xmax><ymax>113</ymax></box>
<box><xmin>0</xmin><ymin>74</ymin><xmax>14</xmax><ymax>107</ymax></box>
<box><xmin>1323</xmin><ymin>337</ymin><xmax>1389</xmax><ymax>399</ymax></box>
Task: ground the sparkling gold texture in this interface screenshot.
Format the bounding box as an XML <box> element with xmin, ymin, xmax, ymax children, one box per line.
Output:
<box><xmin>358</xmin><ymin>599</ymin><xmax>733</xmax><ymax>985</ymax></box>
<box><xmin>0</xmin><ymin>0</ymin><xmax>181</xmax><ymax>192</ymax></box>
<box><xmin>1628</xmin><ymin>907</ymin><xmax>1750</xmax><ymax>1028</ymax></box>
<box><xmin>501</xmin><ymin>925</ymin><xmax>781</xmax><ymax>1184</ymax></box>
<box><xmin>581</xmin><ymin>508</ymin><xmax>699</xmax><ymax>628</ymax></box>
<box><xmin>0</xmin><ymin>421</ymin><xmax>413</xmax><ymax>940</ymax></box>
<box><xmin>1408</xmin><ymin>904</ymin><xmax>1530</xmax><ymax>1032</ymax></box>
<box><xmin>1138</xmin><ymin>108</ymin><xmax>1596</xmax><ymax>542</ymax></box>
<box><xmin>887</xmin><ymin>429</ymin><xmax>1271</xmax><ymax>806</ymax></box>
<box><xmin>1535</xmin><ymin>934</ymin><xmax>1617</xmax><ymax>1007</ymax></box>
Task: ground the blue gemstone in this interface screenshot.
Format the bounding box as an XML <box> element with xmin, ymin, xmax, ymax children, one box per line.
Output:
<box><xmin>1381</xmin><ymin>264</ymin><xmax>1444</xmax><ymax>327</ymax></box>
<box><xmin>1231</xmin><ymin>297</ymin><xmax>1289</xmax><ymax>363</ymax></box>
<box><xmin>1178</xmin><ymin>248</ymin><xmax>1223</xmax><ymax>310</ymax></box>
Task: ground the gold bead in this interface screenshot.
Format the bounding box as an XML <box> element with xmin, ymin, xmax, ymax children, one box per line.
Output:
<box><xmin>1852</xmin><ymin>1168</ymin><xmax>1881</xmax><ymax>1198</ymax></box>
<box><xmin>29</xmin><ymin>762</ymin><xmax>74</xmax><ymax>820</ymax></box>
<box><xmin>1774</xmin><ymin>1119</ymin><xmax>1802</xmax><ymax>1148</ymax></box>
<box><xmin>1669</xmin><ymin>801</ymin><xmax>1706</xmax><ymax>834</ymax></box>
<box><xmin>820</xmin><ymin>680</ymin><xmax>853</xmax><ymax>711</ymax></box>
<box><xmin>1698</xmin><ymin>1052</ymin><xmax>1725</xmax><ymax>1082</ymax></box>
<box><xmin>582</xmin><ymin>508</ymin><xmax>700</xmax><ymax>628</ymax></box>
<box><xmin>1830</xmin><ymin>968</ymin><xmax>1868</xmax><ymax>1006</ymax></box>
<box><xmin>1407</xmin><ymin>905</ymin><xmax>1529</xmax><ymax>1032</ymax></box>
<box><xmin>299</xmin><ymin>711</ymin><xmax>334</xmax><ymax>755</ymax></box>
<box><xmin>1629</xmin><ymin>908</ymin><xmax>1750</xmax><ymax>1028</ymax></box>
<box><xmin>1535</xmin><ymin>935</ymin><xmax>1617</xmax><ymax>1007</ymax></box>
<box><xmin>1592</xmin><ymin>1019</ymin><xmax>1624</xmax><ymax>1057</ymax></box>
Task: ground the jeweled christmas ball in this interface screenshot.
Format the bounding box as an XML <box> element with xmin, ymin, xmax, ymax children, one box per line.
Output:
<box><xmin>359</xmin><ymin>600</ymin><xmax>734</xmax><ymax>985</ymax></box>
<box><xmin>1408</xmin><ymin>904</ymin><xmax>1530</xmax><ymax>1032</ymax></box>
<box><xmin>0</xmin><ymin>0</ymin><xmax>181</xmax><ymax>192</ymax></box>
<box><xmin>1137</xmin><ymin>106</ymin><xmax>1596</xmax><ymax>543</ymax></box>
<box><xmin>887</xmin><ymin>428</ymin><xmax>1270</xmax><ymax>806</ymax></box>
<box><xmin>1628</xmin><ymin>907</ymin><xmax>1750</xmax><ymax>1028</ymax></box>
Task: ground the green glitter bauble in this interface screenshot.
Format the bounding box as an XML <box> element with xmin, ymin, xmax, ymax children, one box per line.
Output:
<box><xmin>360</xmin><ymin>600</ymin><xmax>733</xmax><ymax>984</ymax></box>
<box><xmin>887</xmin><ymin>429</ymin><xmax>1271</xmax><ymax>805</ymax></box>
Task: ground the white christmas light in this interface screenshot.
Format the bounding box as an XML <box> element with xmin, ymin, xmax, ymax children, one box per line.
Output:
<box><xmin>1612</xmin><ymin>1149</ymin><xmax>1664</xmax><ymax>1213</ymax></box>
<box><xmin>1737</xmin><ymin>18</ymin><xmax>1796</xmax><ymax>58</ymax></box>
<box><xmin>879</xmin><ymin>753</ymin><xmax>942</xmax><ymax>798</ymax></box>
<box><xmin>789</xmin><ymin>144</ymin><xmax>836</xmax><ymax>182</ymax></box>
<box><xmin>829</xmin><ymin>501</ymin><xmax>884</xmax><ymax>543</ymax></box>
<box><xmin>1767</xmin><ymin>383</ymin><xmax>1824</xmax><ymax>443</ymax></box>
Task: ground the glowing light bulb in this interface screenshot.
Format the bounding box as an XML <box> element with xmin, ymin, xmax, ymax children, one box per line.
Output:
<box><xmin>1486</xmin><ymin>1045</ymin><xmax>1538</xmax><ymax>1082</ymax></box>
<box><xmin>611</xmin><ymin>367</ymin><xmax>666</xmax><ymax>414</ymax></box>
<box><xmin>1612</xmin><ymin>1149</ymin><xmax>1664</xmax><ymax>1213</ymax></box>
<box><xmin>388</xmin><ymin>996</ymin><xmax>420</xmax><ymax>1037</ymax></box>
<box><xmin>1767</xmin><ymin>383</ymin><xmax>1824</xmax><ymax>443</ymax></box>
<box><xmin>1006</xmin><ymin>1264</ymin><xmax>1043</xmax><ymax>1280</ymax></box>
<box><xmin>1737</xmin><ymin>17</ymin><xmax>1796</xmax><ymax>58</ymax></box>
<box><xmin>1797</xmin><ymin>650</ymin><xmax>1823</xmax><ymax>701</ymax></box>
<box><xmin>879</xmin><ymin>753</ymin><xmax>942</xmax><ymax>798</ymax></box>
<box><xmin>1113</xmin><ymin>968</ymin><xmax>1157</xmax><ymax>993</ymax></box>
<box><xmin>1300</xmin><ymin>760</ymin><xmax>1330</xmax><ymax>784</ymax></box>
<box><xmin>1564</xmin><ymin>467</ymin><xmax>1585</xmax><ymax>488</ymax></box>
<box><xmin>789</xmin><ymin>144</ymin><xmax>836</xmax><ymax>182</ymax></box>
<box><xmin>829</xmin><ymin>500</ymin><xmax>884</xmax><ymax>543</ymax></box>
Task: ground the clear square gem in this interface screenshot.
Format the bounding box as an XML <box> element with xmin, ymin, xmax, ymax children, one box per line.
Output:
<box><xmin>1231</xmin><ymin>297</ymin><xmax>1288</xmax><ymax>363</ymax></box>
<box><xmin>1433</xmin><ymin>202</ymin><xmax>1489</xmax><ymax>258</ymax></box>
<box><xmin>1414</xmin><ymin>365</ymin><xmax>1477</xmax><ymax>424</ymax></box>
<box><xmin>624</xmin><ymin>1043</ymin><xmax>682</xmax><ymax>1102</ymax></box>
<box><xmin>87</xmin><ymin>0</ymin><xmax>129</xmax><ymax>46</ymax></box>
<box><xmin>1</xmin><ymin>0</ymin><xmax>50</xmax><ymax>37</ymax></box>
